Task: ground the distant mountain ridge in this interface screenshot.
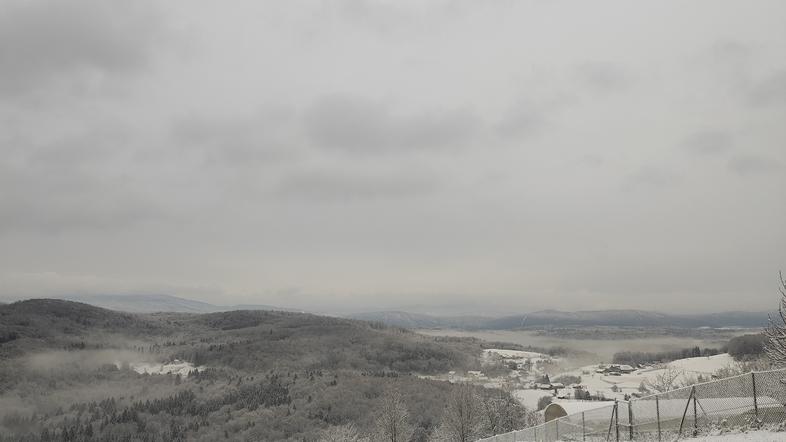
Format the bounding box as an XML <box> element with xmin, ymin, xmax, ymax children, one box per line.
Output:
<box><xmin>11</xmin><ymin>294</ymin><xmax>302</xmax><ymax>314</ymax></box>
<box><xmin>4</xmin><ymin>294</ymin><xmax>768</xmax><ymax>328</ymax></box>
<box><xmin>349</xmin><ymin>309</ymin><xmax>770</xmax><ymax>329</ymax></box>
<box><xmin>345</xmin><ymin>311</ymin><xmax>490</xmax><ymax>329</ymax></box>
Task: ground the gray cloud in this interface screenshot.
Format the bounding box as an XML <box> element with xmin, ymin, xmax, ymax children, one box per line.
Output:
<box><xmin>0</xmin><ymin>1</ymin><xmax>784</xmax><ymax>313</ymax></box>
<box><xmin>574</xmin><ymin>62</ymin><xmax>631</xmax><ymax>94</ymax></box>
<box><xmin>0</xmin><ymin>162</ymin><xmax>162</xmax><ymax>235</ymax></box>
<box><xmin>0</xmin><ymin>0</ymin><xmax>165</xmax><ymax>96</ymax></box>
<box><xmin>171</xmin><ymin>110</ymin><xmax>300</xmax><ymax>167</ymax></box>
<box><xmin>305</xmin><ymin>96</ymin><xmax>480</xmax><ymax>154</ymax></box>
<box><xmin>683</xmin><ymin>130</ymin><xmax>734</xmax><ymax>155</ymax></box>
<box><xmin>747</xmin><ymin>70</ymin><xmax>786</xmax><ymax>107</ymax></box>
<box><xmin>276</xmin><ymin>167</ymin><xmax>438</xmax><ymax>202</ymax></box>
<box><xmin>728</xmin><ymin>154</ymin><xmax>783</xmax><ymax>176</ymax></box>
<box><xmin>576</xmin><ymin>154</ymin><xmax>605</xmax><ymax>168</ymax></box>
<box><xmin>622</xmin><ymin>166</ymin><xmax>682</xmax><ymax>191</ymax></box>
<box><xmin>496</xmin><ymin>101</ymin><xmax>547</xmax><ymax>139</ymax></box>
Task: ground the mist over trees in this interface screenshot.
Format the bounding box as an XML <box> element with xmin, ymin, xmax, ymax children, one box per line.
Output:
<box><xmin>0</xmin><ymin>300</ymin><xmax>538</xmax><ymax>441</ymax></box>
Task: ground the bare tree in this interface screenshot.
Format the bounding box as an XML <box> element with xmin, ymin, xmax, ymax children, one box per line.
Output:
<box><xmin>437</xmin><ymin>383</ymin><xmax>482</xmax><ymax>442</ymax></box>
<box><xmin>764</xmin><ymin>272</ymin><xmax>786</xmax><ymax>366</ymax></box>
<box><xmin>478</xmin><ymin>390</ymin><xmax>526</xmax><ymax>436</ymax></box>
<box><xmin>374</xmin><ymin>389</ymin><xmax>413</xmax><ymax>442</ymax></box>
<box><xmin>645</xmin><ymin>365</ymin><xmax>684</xmax><ymax>393</ymax></box>
<box><xmin>318</xmin><ymin>424</ymin><xmax>369</xmax><ymax>442</ymax></box>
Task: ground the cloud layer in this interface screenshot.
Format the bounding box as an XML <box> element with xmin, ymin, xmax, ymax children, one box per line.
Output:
<box><xmin>0</xmin><ymin>0</ymin><xmax>784</xmax><ymax>314</ymax></box>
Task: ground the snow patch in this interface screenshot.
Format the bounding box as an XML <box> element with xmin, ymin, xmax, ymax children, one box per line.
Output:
<box><xmin>119</xmin><ymin>359</ymin><xmax>205</xmax><ymax>376</ymax></box>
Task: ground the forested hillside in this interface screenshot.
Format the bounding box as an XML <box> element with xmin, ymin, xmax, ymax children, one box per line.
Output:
<box><xmin>0</xmin><ymin>300</ymin><xmax>525</xmax><ymax>441</ymax></box>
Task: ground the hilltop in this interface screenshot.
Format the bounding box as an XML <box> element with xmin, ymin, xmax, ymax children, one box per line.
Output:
<box><xmin>0</xmin><ymin>299</ymin><xmax>479</xmax><ymax>373</ymax></box>
<box><xmin>16</xmin><ymin>294</ymin><xmax>298</xmax><ymax>314</ymax></box>
<box><xmin>0</xmin><ymin>299</ymin><xmax>504</xmax><ymax>441</ymax></box>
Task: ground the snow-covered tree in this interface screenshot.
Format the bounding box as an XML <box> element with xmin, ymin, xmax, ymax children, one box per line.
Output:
<box><xmin>764</xmin><ymin>272</ymin><xmax>786</xmax><ymax>366</ymax></box>
<box><xmin>437</xmin><ymin>383</ymin><xmax>482</xmax><ymax>442</ymax></box>
<box><xmin>373</xmin><ymin>389</ymin><xmax>413</xmax><ymax>442</ymax></box>
<box><xmin>478</xmin><ymin>389</ymin><xmax>527</xmax><ymax>436</ymax></box>
<box><xmin>645</xmin><ymin>365</ymin><xmax>684</xmax><ymax>393</ymax></box>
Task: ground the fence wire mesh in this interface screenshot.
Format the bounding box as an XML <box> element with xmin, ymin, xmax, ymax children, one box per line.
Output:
<box><xmin>477</xmin><ymin>368</ymin><xmax>786</xmax><ymax>442</ymax></box>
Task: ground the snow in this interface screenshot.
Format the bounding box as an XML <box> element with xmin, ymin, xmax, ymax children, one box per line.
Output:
<box><xmin>122</xmin><ymin>359</ymin><xmax>205</xmax><ymax>376</ymax></box>
<box><xmin>546</xmin><ymin>400</ymin><xmax>612</xmax><ymax>415</ymax></box>
<box><xmin>543</xmin><ymin>354</ymin><xmax>740</xmax><ymax>402</ymax></box>
<box><xmin>668</xmin><ymin>353</ymin><xmax>735</xmax><ymax>374</ymax></box>
<box><xmin>513</xmin><ymin>389</ymin><xmax>554</xmax><ymax>409</ymax></box>
<box><xmin>498</xmin><ymin>354</ymin><xmax>784</xmax><ymax>442</ymax></box>
<box><xmin>690</xmin><ymin>430</ymin><xmax>786</xmax><ymax>441</ymax></box>
<box><xmin>484</xmin><ymin>349</ymin><xmax>548</xmax><ymax>360</ymax></box>
<box><xmin>544</xmin><ymin>430</ymin><xmax>786</xmax><ymax>441</ymax></box>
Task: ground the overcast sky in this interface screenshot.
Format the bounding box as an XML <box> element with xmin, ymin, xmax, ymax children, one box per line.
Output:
<box><xmin>1</xmin><ymin>0</ymin><xmax>784</xmax><ymax>314</ymax></box>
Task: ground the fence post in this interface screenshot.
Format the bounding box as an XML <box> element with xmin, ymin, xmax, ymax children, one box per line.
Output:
<box><xmin>655</xmin><ymin>395</ymin><xmax>661</xmax><ymax>442</ymax></box>
<box><xmin>693</xmin><ymin>390</ymin><xmax>698</xmax><ymax>436</ymax></box>
<box><xmin>556</xmin><ymin>418</ymin><xmax>559</xmax><ymax>441</ymax></box>
<box><xmin>628</xmin><ymin>400</ymin><xmax>634</xmax><ymax>441</ymax></box>
<box><xmin>615</xmin><ymin>399</ymin><xmax>620</xmax><ymax>442</ymax></box>
<box><xmin>678</xmin><ymin>386</ymin><xmax>695</xmax><ymax>437</ymax></box>
<box><xmin>752</xmin><ymin>371</ymin><xmax>760</xmax><ymax>424</ymax></box>
<box><xmin>582</xmin><ymin>411</ymin><xmax>586</xmax><ymax>442</ymax></box>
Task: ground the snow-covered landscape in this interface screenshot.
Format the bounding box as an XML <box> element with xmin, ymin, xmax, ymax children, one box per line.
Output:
<box><xmin>690</xmin><ymin>430</ymin><xmax>786</xmax><ymax>441</ymax></box>
<box><xmin>120</xmin><ymin>359</ymin><xmax>205</xmax><ymax>376</ymax></box>
<box><xmin>465</xmin><ymin>350</ymin><xmax>745</xmax><ymax>411</ymax></box>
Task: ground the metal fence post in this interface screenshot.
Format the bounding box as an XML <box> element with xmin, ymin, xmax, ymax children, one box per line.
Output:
<box><xmin>615</xmin><ymin>399</ymin><xmax>620</xmax><ymax>442</ymax></box>
<box><xmin>678</xmin><ymin>386</ymin><xmax>695</xmax><ymax>437</ymax></box>
<box><xmin>752</xmin><ymin>371</ymin><xmax>760</xmax><ymax>424</ymax></box>
<box><xmin>693</xmin><ymin>391</ymin><xmax>698</xmax><ymax>436</ymax></box>
<box><xmin>655</xmin><ymin>395</ymin><xmax>661</xmax><ymax>442</ymax></box>
<box><xmin>628</xmin><ymin>401</ymin><xmax>634</xmax><ymax>441</ymax></box>
<box><xmin>582</xmin><ymin>411</ymin><xmax>586</xmax><ymax>442</ymax></box>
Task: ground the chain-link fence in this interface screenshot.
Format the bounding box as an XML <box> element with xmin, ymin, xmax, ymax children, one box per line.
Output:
<box><xmin>478</xmin><ymin>368</ymin><xmax>786</xmax><ymax>441</ymax></box>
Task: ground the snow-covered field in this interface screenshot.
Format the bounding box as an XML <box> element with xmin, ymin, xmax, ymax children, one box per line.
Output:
<box><xmin>548</xmin><ymin>430</ymin><xmax>785</xmax><ymax>441</ymax></box>
<box><xmin>484</xmin><ymin>349</ymin><xmax>549</xmax><ymax>360</ymax></box>
<box><xmin>668</xmin><ymin>353</ymin><xmax>735</xmax><ymax>374</ymax></box>
<box><xmin>510</xmin><ymin>353</ymin><xmax>741</xmax><ymax>410</ymax></box>
<box><xmin>553</xmin><ymin>354</ymin><xmax>736</xmax><ymax>401</ymax></box>
<box><xmin>690</xmin><ymin>430</ymin><xmax>785</xmax><ymax>441</ymax></box>
<box><xmin>122</xmin><ymin>360</ymin><xmax>205</xmax><ymax>376</ymax></box>
<box><xmin>513</xmin><ymin>389</ymin><xmax>555</xmax><ymax>410</ymax></box>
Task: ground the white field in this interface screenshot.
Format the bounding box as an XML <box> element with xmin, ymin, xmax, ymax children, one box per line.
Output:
<box><xmin>513</xmin><ymin>353</ymin><xmax>739</xmax><ymax>409</ymax></box>
<box><xmin>549</xmin><ymin>430</ymin><xmax>786</xmax><ymax>441</ymax></box>
<box><xmin>122</xmin><ymin>360</ymin><xmax>205</xmax><ymax>376</ymax></box>
<box><xmin>483</xmin><ymin>348</ymin><xmax>553</xmax><ymax>364</ymax></box>
<box><xmin>690</xmin><ymin>430</ymin><xmax>786</xmax><ymax>441</ymax></box>
<box><xmin>556</xmin><ymin>354</ymin><xmax>732</xmax><ymax>400</ymax></box>
<box><xmin>668</xmin><ymin>353</ymin><xmax>736</xmax><ymax>374</ymax></box>
<box><xmin>513</xmin><ymin>389</ymin><xmax>555</xmax><ymax>409</ymax></box>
